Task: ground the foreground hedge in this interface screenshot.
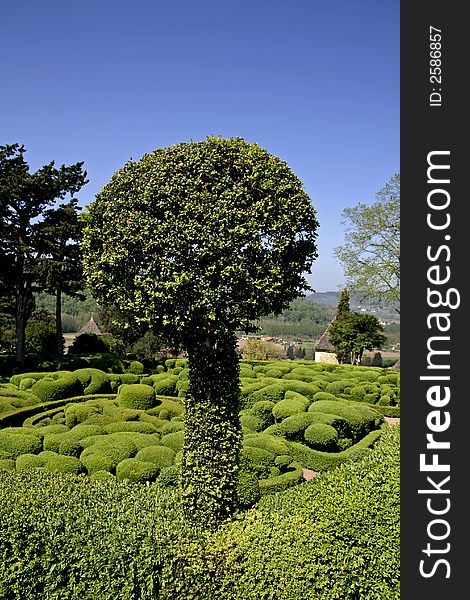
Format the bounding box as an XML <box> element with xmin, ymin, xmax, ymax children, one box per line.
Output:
<box><xmin>160</xmin><ymin>424</ymin><xmax>400</xmax><ymax>600</ymax></box>
<box><xmin>0</xmin><ymin>425</ymin><xmax>399</xmax><ymax>599</ymax></box>
<box><xmin>0</xmin><ymin>473</ymin><xmax>192</xmax><ymax>599</ymax></box>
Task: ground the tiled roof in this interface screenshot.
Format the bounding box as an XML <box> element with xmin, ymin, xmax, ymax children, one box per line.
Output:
<box><xmin>77</xmin><ymin>314</ymin><xmax>103</xmax><ymax>336</ymax></box>
<box><xmin>315</xmin><ymin>327</ymin><xmax>335</xmax><ymax>352</ymax></box>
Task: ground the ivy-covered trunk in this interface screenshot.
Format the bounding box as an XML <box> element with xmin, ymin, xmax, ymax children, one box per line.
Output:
<box><xmin>181</xmin><ymin>334</ymin><xmax>242</xmax><ymax>529</ymax></box>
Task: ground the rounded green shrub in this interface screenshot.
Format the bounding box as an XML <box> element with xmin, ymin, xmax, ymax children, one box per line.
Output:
<box><xmin>281</xmin><ymin>381</ymin><xmax>320</xmax><ymax>400</ymax></box>
<box><xmin>65</xmin><ymin>403</ymin><xmax>102</xmax><ymax>428</ymax></box>
<box><xmin>240</xmin><ymin>413</ymin><xmax>262</xmax><ymax>433</ymax></box>
<box><xmin>160</xmin><ymin>420</ymin><xmax>185</xmax><ymax>436</ymax></box>
<box><xmin>35</xmin><ymin>424</ymin><xmax>69</xmax><ymax>435</ymax></box>
<box><xmin>164</xmin><ymin>358</ymin><xmax>176</xmax><ymax>369</ymax></box>
<box><xmin>73</xmin><ymin>368</ymin><xmax>111</xmax><ymax>395</ymax></box>
<box><xmin>157</xmin><ymin>465</ymin><xmax>179</xmax><ymax>487</ymax></box>
<box><xmin>272</xmin><ymin>393</ymin><xmax>309</xmax><ymax>421</ymax></box>
<box><xmin>135</xmin><ymin>445</ymin><xmax>176</xmax><ymax>469</ymax></box>
<box><xmin>309</xmin><ymin>400</ymin><xmax>381</xmax><ymax>440</ymax></box>
<box><xmin>9</xmin><ymin>372</ymin><xmax>48</xmax><ymax>387</ymax></box>
<box><xmin>153</xmin><ymin>378</ymin><xmax>178</xmax><ymax>397</ymax></box>
<box><xmin>304</xmin><ymin>422</ymin><xmax>339</xmax><ymax>451</ymax></box>
<box><xmin>19</xmin><ymin>377</ymin><xmax>36</xmax><ymax>391</ymax></box>
<box><xmin>81</xmin><ymin>437</ymin><xmax>137</xmax><ymax>469</ymax></box>
<box><xmin>31</xmin><ymin>374</ymin><xmax>83</xmax><ymax>403</ymax></box>
<box><xmin>243</xmin><ymin>433</ymin><xmax>290</xmax><ymax>456</ymax></box>
<box><xmin>378</xmin><ymin>394</ymin><xmax>393</xmax><ymax>406</ymax></box>
<box><xmin>348</xmin><ymin>386</ymin><xmax>367</xmax><ymax>402</ymax></box>
<box><xmin>43</xmin><ymin>432</ymin><xmax>69</xmax><ymax>453</ymax></box>
<box><xmin>324</xmin><ymin>380</ymin><xmax>356</xmax><ymax>396</ymax></box>
<box><xmin>80</xmin><ymin>452</ymin><xmax>115</xmax><ymax>474</ymax></box>
<box><xmin>268</xmin><ymin>412</ymin><xmax>320</xmax><ymax>441</ymax></box>
<box><xmin>126</xmin><ymin>360</ymin><xmax>145</xmax><ymax>375</ymax></box>
<box><xmin>116</xmin><ymin>458</ymin><xmax>159</xmax><ymax>483</ymax></box>
<box><xmin>106</xmin><ymin>431</ymin><xmax>161</xmax><ymax>451</ymax></box>
<box><xmin>237</xmin><ymin>469</ymin><xmax>261</xmax><ymax>509</ymax></box>
<box><xmin>104</xmin><ymin>421</ymin><xmax>158</xmax><ymax>434</ymax></box>
<box><xmin>0</xmin><ymin>459</ymin><xmax>15</xmax><ymax>470</ymax></box>
<box><xmin>244</xmin><ymin>384</ymin><xmax>285</xmax><ymax>409</ymax></box>
<box><xmin>248</xmin><ymin>400</ymin><xmax>275</xmax><ymax>429</ymax></box>
<box><xmin>241</xmin><ymin>446</ymin><xmax>276</xmax><ymax>478</ymax></box>
<box><xmin>239</xmin><ymin>366</ymin><xmax>256</xmax><ymax>379</ymax></box>
<box><xmin>119</xmin><ymin>373</ymin><xmax>140</xmax><ymax>385</ymax></box>
<box><xmin>258</xmin><ymin>461</ymin><xmax>304</xmax><ymax>495</ymax></box>
<box><xmin>312</xmin><ymin>391</ymin><xmax>341</xmax><ymax>403</ymax></box>
<box><xmin>43</xmin><ymin>454</ymin><xmax>85</xmax><ymax>475</ymax></box>
<box><xmin>117</xmin><ymin>384</ymin><xmax>157</xmax><ymax>410</ymax></box>
<box><xmin>160</xmin><ymin>430</ymin><xmax>184</xmax><ymax>453</ymax></box>
<box><xmin>147</xmin><ymin>398</ymin><xmax>183</xmax><ymax>420</ymax></box>
<box><xmin>16</xmin><ymin>453</ymin><xmax>45</xmax><ymax>470</ymax></box>
<box><xmin>68</xmin><ymin>423</ymin><xmax>106</xmax><ymax>440</ymax></box>
<box><xmin>264</xmin><ymin>368</ymin><xmax>283</xmax><ymax>379</ymax></box>
<box><xmin>58</xmin><ymin>437</ymin><xmax>82</xmax><ymax>457</ymax></box>
<box><xmin>0</xmin><ymin>431</ymin><xmax>43</xmax><ymax>458</ymax></box>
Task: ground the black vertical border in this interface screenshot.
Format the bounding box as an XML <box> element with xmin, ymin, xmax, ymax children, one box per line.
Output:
<box><xmin>401</xmin><ymin>2</ymin><xmax>467</xmax><ymax>598</ymax></box>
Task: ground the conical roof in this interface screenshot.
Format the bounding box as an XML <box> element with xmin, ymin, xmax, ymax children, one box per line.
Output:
<box><xmin>315</xmin><ymin>327</ymin><xmax>335</xmax><ymax>352</ymax></box>
<box><xmin>77</xmin><ymin>314</ymin><xmax>103</xmax><ymax>336</ymax></box>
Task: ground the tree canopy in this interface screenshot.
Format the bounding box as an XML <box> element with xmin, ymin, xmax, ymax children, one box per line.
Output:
<box><xmin>82</xmin><ymin>136</ymin><xmax>319</xmax><ymax>527</ymax></box>
<box><xmin>82</xmin><ymin>136</ymin><xmax>319</xmax><ymax>348</ymax></box>
<box><xmin>328</xmin><ymin>291</ymin><xmax>386</xmax><ymax>365</ymax></box>
<box><xmin>334</xmin><ymin>173</ymin><xmax>400</xmax><ymax>313</ymax></box>
<box><xmin>0</xmin><ymin>143</ymin><xmax>87</xmax><ymax>366</ymax></box>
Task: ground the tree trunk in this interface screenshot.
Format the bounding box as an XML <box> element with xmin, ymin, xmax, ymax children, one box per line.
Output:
<box><xmin>181</xmin><ymin>333</ymin><xmax>242</xmax><ymax>529</ymax></box>
<box><xmin>56</xmin><ymin>287</ymin><xmax>64</xmax><ymax>356</ymax></box>
<box><xmin>15</xmin><ymin>285</ymin><xmax>27</xmax><ymax>369</ymax></box>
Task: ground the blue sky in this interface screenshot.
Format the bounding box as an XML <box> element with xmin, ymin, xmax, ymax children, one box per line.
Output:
<box><xmin>0</xmin><ymin>0</ymin><xmax>399</xmax><ymax>292</ymax></box>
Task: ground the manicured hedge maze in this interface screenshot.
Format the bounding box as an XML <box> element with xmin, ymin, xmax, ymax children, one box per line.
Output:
<box><xmin>0</xmin><ymin>360</ymin><xmax>399</xmax><ymax>498</ymax></box>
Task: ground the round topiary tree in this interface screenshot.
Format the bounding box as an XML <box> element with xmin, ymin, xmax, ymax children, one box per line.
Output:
<box><xmin>82</xmin><ymin>136</ymin><xmax>319</xmax><ymax>527</ymax></box>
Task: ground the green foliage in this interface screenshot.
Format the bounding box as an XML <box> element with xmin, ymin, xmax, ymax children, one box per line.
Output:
<box><xmin>18</xmin><ymin>377</ymin><xmax>36</xmax><ymax>390</ymax></box>
<box><xmin>68</xmin><ymin>332</ymin><xmax>109</xmax><ymax>354</ymax></box>
<box><xmin>0</xmin><ymin>471</ymin><xmax>191</xmax><ymax>598</ymax></box>
<box><xmin>82</xmin><ymin>136</ymin><xmax>319</xmax><ymax>348</ymax></box>
<box><xmin>153</xmin><ymin>377</ymin><xmax>178</xmax><ymax>397</ymax></box>
<box><xmin>81</xmin><ymin>137</ymin><xmax>321</xmax><ymax>526</ymax></box>
<box><xmin>116</xmin><ymin>458</ymin><xmax>159</xmax><ymax>483</ymax></box>
<box><xmin>280</xmin><ymin>380</ymin><xmax>320</xmax><ymax>400</ymax></box>
<box><xmin>237</xmin><ymin>469</ymin><xmax>261</xmax><ymax>508</ymax></box>
<box><xmin>31</xmin><ymin>374</ymin><xmax>83</xmax><ymax>403</ymax></box>
<box><xmin>248</xmin><ymin>400</ymin><xmax>275</xmax><ymax>429</ymax></box>
<box><xmin>0</xmin><ymin>429</ymin><xmax>43</xmax><ymax>458</ymax></box>
<box><xmin>243</xmin><ymin>433</ymin><xmax>290</xmax><ymax>456</ymax></box>
<box><xmin>160</xmin><ymin>430</ymin><xmax>185</xmax><ymax>453</ymax></box>
<box><xmin>303</xmin><ymin>422</ymin><xmax>339</xmax><ymax>450</ymax></box>
<box><xmin>157</xmin><ymin>465</ymin><xmax>180</xmax><ymax>487</ymax></box>
<box><xmin>147</xmin><ymin>398</ymin><xmax>184</xmax><ymax>420</ymax></box>
<box><xmin>334</xmin><ymin>173</ymin><xmax>400</xmax><ymax>313</ymax></box>
<box><xmin>104</xmin><ymin>421</ymin><xmax>158</xmax><ymax>434</ymax></box>
<box><xmin>117</xmin><ymin>383</ymin><xmax>157</xmax><ymax>410</ymax></box>
<box><xmin>0</xmin><ymin>144</ymin><xmax>88</xmax><ymax>367</ymax></box>
<box><xmin>244</xmin><ymin>384</ymin><xmax>285</xmax><ymax>409</ymax></box>
<box><xmin>272</xmin><ymin>393</ymin><xmax>309</xmax><ymax>421</ymax></box>
<box><xmin>258</xmin><ymin>461</ymin><xmax>303</xmax><ymax>495</ymax></box>
<box><xmin>25</xmin><ymin>309</ymin><xmax>60</xmax><ymax>357</ymax></box>
<box><xmin>125</xmin><ymin>360</ymin><xmax>145</xmax><ymax>375</ymax></box>
<box><xmin>73</xmin><ymin>367</ymin><xmax>111</xmax><ymax>394</ymax></box>
<box><xmin>135</xmin><ymin>445</ymin><xmax>176</xmax><ymax>469</ymax></box>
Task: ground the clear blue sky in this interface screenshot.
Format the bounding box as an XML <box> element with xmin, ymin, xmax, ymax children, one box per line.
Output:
<box><xmin>0</xmin><ymin>0</ymin><xmax>399</xmax><ymax>292</ymax></box>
